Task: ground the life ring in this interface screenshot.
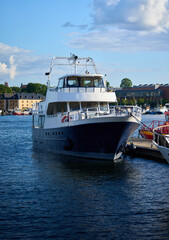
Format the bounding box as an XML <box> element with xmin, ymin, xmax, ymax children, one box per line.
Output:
<box><xmin>62</xmin><ymin>115</ymin><xmax>69</xmax><ymax>123</ymax></box>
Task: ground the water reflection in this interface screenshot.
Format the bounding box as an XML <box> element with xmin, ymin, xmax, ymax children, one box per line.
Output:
<box><xmin>32</xmin><ymin>151</ymin><xmax>139</xmax><ymax>182</ymax></box>
<box><xmin>31</xmin><ymin>151</ymin><xmax>169</xmax><ymax>239</ymax></box>
<box><xmin>1</xmin><ymin>115</ymin><xmax>169</xmax><ymax>239</ymax></box>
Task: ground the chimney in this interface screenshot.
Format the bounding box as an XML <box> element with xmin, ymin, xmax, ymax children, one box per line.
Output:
<box><xmin>4</xmin><ymin>82</ymin><xmax>9</xmax><ymax>87</ymax></box>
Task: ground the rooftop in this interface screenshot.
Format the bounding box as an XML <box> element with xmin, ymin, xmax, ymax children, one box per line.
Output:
<box><xmin>0</xmin><ymin>93</ymin><xmax>45</xmax><ymax>100</ymax></box>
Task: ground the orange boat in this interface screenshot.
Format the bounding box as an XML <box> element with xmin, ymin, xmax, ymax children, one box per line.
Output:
<box><xmin>139</xmin><ymin>111</ymin><xmax>169</xmax><ymax>139</ymax></box>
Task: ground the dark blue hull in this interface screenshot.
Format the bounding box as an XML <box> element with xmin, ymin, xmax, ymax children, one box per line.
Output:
<box><xmin>32</xmin><ymin>121</ymin><xmax>139</xmax><ymax>160</ymax></box>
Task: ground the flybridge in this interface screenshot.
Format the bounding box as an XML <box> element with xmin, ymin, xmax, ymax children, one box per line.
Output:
<box><xmin>45</xmin><ymin>54</ymin><xmax>99</xmax><ymax>77</ymax></box>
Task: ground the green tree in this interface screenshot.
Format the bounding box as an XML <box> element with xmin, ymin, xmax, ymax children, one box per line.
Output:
<box><xmin>120</xmin><ymin>78</ymin><xmax>132</xmax><ymax>88</ymax></box>
<box><xmin>23</xmin><ymin>83</ymin><xmax>47</xmax><ymax>96</ymax></box>
<box><xmin>137</xmin><ymin>98</ymin><xmax>145</xmax><ymax>106</ymax></box>
<box><xmin>21</xmin><ymin>88</ymin><xmax>27</xmax><ymax>93</ymax></box>
<box><xmin>11</xmin><ymin>86</ymin><xmax>21</xmax><ymax>93</ymax></box>
<box><xmin>106</xmin><ymin>81</ymin><xmax>110</xmax><ymax>87</ymax></box>
<box><xmin>0</xmin><ymin>84</ymin><xmax>12</xmax><ymax>94</ymax></box>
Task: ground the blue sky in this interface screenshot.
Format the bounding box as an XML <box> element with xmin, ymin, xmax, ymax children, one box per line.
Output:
<box><xmin>1</xmin><ymin>0</ymin><xmax>169</xmax><ymax>87</ymax></box>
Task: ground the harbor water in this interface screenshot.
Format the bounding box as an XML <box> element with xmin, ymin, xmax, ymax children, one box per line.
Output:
<box><xmin>0</xmin><ymin>115</ymin><xmax>169</xmax><ymax>240</ymax></box>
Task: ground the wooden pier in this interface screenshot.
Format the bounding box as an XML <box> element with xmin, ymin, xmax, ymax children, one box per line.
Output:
<box><xmin>126</xmin><ymin>137</ymin><xmax>166</xmax><ymax>163</ymax></box>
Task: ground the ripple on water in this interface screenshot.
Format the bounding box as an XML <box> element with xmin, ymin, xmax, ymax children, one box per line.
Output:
<box><xmin>0</xmin><ymin>115</ymin><xmax>169</xmax><ymax>240</ymax></box>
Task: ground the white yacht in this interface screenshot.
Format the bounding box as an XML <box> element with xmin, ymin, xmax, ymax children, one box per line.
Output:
<box><xmin>155</xmin><ymin>106</ymin><xmax>167</xmax><ymax>114</ymax></box>
<box><xmin>165</xmin><ymin>103</ymin><xmax>169</xmax><ymax>111</ymax></box>
<box><xmin>32</xmin><ymin>54</ymin><xmax>141</xmax><ymax>160</ymax></box>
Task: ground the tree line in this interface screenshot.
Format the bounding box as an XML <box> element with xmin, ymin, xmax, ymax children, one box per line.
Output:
<box><xmin>0</xmin><ymin>78</ymin><xmax>131</xmax><ymax>96</ymax></box>
<box><xmin>0</xmin><ymin>83</ymin><xmax>47</xmax><ymax>96</ymax></box>
<box><xmin>0</xmin><ymin>78</ymin><xmax>132</xmax><ymax>96</ymax></box>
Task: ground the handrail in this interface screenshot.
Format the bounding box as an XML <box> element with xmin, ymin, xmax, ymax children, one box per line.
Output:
<box><xmin>153</xmin><ymin>124</ymin><xmax>169</xmax><ymax>147</ymax></box>
<box><xmin>140</xmin><ymin>120</ymin><xmax>166</xmax><ymax>130</ymax></box>
<box><xmin>153</xmin><ymin>124</ymin><xmax>169</xmax><ymax>134</ymax></box>
<box><xmin>49</xmin><ymin>87</ymin><xmax>108</xmax><ymax>93</ymax></box>
<box><xmin>45</xmin><ymin>105</ymin><xmax>141</xmax><ymax>120</ymax></box>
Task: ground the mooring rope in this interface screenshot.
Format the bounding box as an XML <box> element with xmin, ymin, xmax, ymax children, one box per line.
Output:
<box><xmin>130</xmin><ymin>113</ymin><xmax>153</xmax><ymax>133</ymax></box>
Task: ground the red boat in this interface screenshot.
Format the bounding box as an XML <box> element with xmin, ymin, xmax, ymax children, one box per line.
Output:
<box><xmin>12</xmin><ymin>110</ymin><xmax>25</xmax><ymax>115</ymax></box>
<box><xmin>139</xmin><ymin>111</ymin><xmax>169</xmax><ymax>139</ymax></box>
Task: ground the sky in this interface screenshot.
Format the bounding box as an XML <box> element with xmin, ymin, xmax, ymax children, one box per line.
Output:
<box><xmin>1</xmin><ymin>0</ymin><xmax>169</xmax><ymax>87</ymax></box>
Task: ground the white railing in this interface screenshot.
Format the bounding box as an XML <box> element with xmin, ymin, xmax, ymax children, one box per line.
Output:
<box><xmin>46</xmin><ymin>105</ymin><xmax>141</xmax><ymax>122</ymax></box>
<box><xmin>153</xmin><ymin>125</ymin><xmax>169</xmax><ymax>148</ymax></box>
<box><xmin>32</xmin><ymin>102</ymin><xmax>39</xmax><ymax>115</ymax></box>
<box><xmin>49</xmin><ymin>87</ymin><xmax>108</xmax><ymax>93</ymax></box>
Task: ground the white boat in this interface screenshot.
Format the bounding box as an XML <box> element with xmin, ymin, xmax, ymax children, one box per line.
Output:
<box><xmin>23</xmin><ymin>109</ymin><xmax>32</xmax><ymax>115</ymax></box>
<box><xmin>12</xmin><ymin>108</ymin><xmax>24</xmax><ymax>115</ymax></box>
<box><xmin>153</xmin><ymin>125</ymin><xmax>169</xmax><ymax>164</ymax></box>
<box><xmin>155</xmin><ymin>106</ymin><xmax>167</xmax><ymax>114</ymax></box>
<box><xmin>32</xmin><ymin>54</ymin><xmax>141</xmax><ymax>160</ymax></box>
<box><xmin>165</xmin><ymin>103</ymin><xmax>169</xmax><ymax>111</ymax></box>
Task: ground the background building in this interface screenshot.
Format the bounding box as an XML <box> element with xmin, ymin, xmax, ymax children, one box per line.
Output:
<box><xmin>0</xmin><ymin>93</ymin><xmax>45</xmax><ymax>111</ymax></box>
<box><xmin>113</xmin><ymin>84</ymin><xmax>169</xmax><ymax>107</ymax></box>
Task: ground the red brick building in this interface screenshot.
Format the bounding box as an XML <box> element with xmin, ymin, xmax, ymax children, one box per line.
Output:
<box><xmin>159</xmin><ymin>85</ymin><xmax>169</xmax><ymax>101</ymax></box>
<box><xmin>114</xmin><ymin>84</ymin><xmax>169</xmax><ymax>106</ymax></box>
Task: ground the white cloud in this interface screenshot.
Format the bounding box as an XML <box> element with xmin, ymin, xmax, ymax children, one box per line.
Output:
<box><xmin>69</xmin><ymin>29</ymin><xmax>169</xmax><ymax>52</ymax></box>
<box><xmin>0</xmin><ymin>42</ymin><xmax>50</xmax><ymax>84</ymax></box>
<box><xmin>0</xmin><ymin>62</ymin><xmax>8</xmax><ymax>74</ymax></box>
<box><xmin>0</xmin><ymin>42</ymin><xmax>30</xmax><ymax>55</ymax></box>
<box><xmin>9</xmin><ymin>56</ymin><xmax>17</xmax><ymax>79</ymax></box>
<box><xmin>0</xmin><ymin>55</ymin><xmax>17</xmax><ymax>79</ymax></box>
<box><xmin>66</xmin><ymin>0</ymin><xmax>169</xmax><ymax>52</ymax></box>
<box><xmin>92</xmin><ymin>0</ymin><xmax>169</xmax><ymax>33</ymax></box>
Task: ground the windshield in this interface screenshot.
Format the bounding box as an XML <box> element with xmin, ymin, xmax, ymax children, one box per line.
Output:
<box><xmin>64</xmin><ymin>76</ymin><xmax>104</xmax><ymax>88</ymax></box>
<box><xmin>80</xmin><ymin>77</ymin><xmax>104</xmax><ymax>87</ymax></box>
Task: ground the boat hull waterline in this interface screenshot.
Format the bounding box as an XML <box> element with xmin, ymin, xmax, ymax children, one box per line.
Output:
<box><xmin>33</xmin><ymin>116</ymin><xmax>139</xmax><ymax>160</ymax></box>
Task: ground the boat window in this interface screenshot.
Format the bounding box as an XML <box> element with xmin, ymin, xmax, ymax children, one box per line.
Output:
<box><xmin>81</xmin><ymin>78</ymin><xmax>93</xmax><ymax>87</ymax></box>
<box><xmin>81</xmin><ymin>102</ymin><xmax>98</xmax><ymax>110</ymax></box>
<box><xmin>69</xmin><ymin>102</ymin><xmax>80</xmax><ymax>111</ymax></box>
<box><xmin>33</xmin><ymin>114</ymin><xmax>38</xmax><ymax>128</ymax></box>
<box><xmin>32</xmin><ymin>115</ymin><xmax>35</xmax><ymax>128</ymax></box>
<box><xmin>80</xmin><ymin>77</ymin><xmax>104</xmax><ymax>87</ymax></box>
<box><xmin>47</xmin><ymin>102</ymin><xmax>67</xmax><ymax>115</ymax></box>
<box><xmin>100</xmin><ymin>102</ymin><xmax>108</xmax><ymax>111</ymax></box>
<box><xmin>58</xmin><ymin>78</ymin><xmax>64</xmax><ymax>88</ymax></box>
<box><xmin>38</xmin><ymin>115</ymin><xmax>45</xmax><ymax>128</ymax></box>
<box><xmin>94</xmin><ymin>78</ymin><xmax>104</xmax><ymax>87</ymax></box>
<box><xmin>67</xmin><ymin>77</ymin><xmax>79</xmax><ymax>87</ymax></box>
<box><xmin>165</xmin><ymin>103</ymin><xmax>169</xmax><ymax>109</ymax></box>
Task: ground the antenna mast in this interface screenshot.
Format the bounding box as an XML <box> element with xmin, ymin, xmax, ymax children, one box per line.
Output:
<box><xmin>45</xmin><ymin>54</ymin><xmax>99</xmax><ymax>86</ymax></box>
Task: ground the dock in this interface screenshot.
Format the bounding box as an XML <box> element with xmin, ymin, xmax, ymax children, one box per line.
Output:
<box><xmin>126</xmin><ymin>137</ymin><xmax>166</xmax><ymax>163</ymax></box>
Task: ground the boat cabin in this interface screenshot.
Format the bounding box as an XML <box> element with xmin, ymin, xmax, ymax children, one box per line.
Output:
<box><xmin>57</xmin><ymin>75</ymin><xmax>105</xmax><ymax>89</ymax></box>
<box><xmin>46</xmin><ymin>101</ymin><xmax>110</xmax><ymax>116</ymax></box>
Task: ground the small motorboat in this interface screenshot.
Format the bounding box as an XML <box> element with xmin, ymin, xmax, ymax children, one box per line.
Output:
<box><xmin>23</xmin><ymin>109</ymin><xmax>32</xmax><ymax>115</ymax></box>
<box><xmin>139</xmin><ymin>111</ymin><xmax>169</xmax><ymax>140</ymax></box>
<box><xmin>12</xmin><ymin>110</ymin><xmax>25</xmax><ymax>115</ymax></box>
<box><xmin>143</xmin><ymin>110</ymin><xmax>156</xmax><ymax>115</ymax></box>
<box><xmin>153</xmin><ymin>125</ymin><xmax>169</xmax><ymax>164</ymax></box>
<box><xmin>154</xmin><ymin>106</ymin><xmax>167</xmax><ymax>114</ymax></box>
